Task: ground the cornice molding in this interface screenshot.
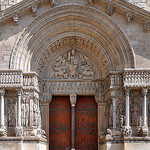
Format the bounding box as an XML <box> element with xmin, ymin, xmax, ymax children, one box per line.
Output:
<box><xmin>0</xmin><ymin>0</ymin><xmax>49</xmax><ymax>23</ymax></box>
<box><xmin>0</xmin><ymin>0</ymin><xmax>150</xmax><ymax>25</ymax></box>
<box><xmin>101</xmin><ymin>0</ymin><xmax>150</xmax><ymax>22</ymax></box>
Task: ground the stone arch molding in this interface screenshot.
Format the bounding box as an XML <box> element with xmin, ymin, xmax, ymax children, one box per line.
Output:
<box><xmin>10</xmin><ymin>4</ymin><xmax>135</xmax><ymax>80</ymax></box>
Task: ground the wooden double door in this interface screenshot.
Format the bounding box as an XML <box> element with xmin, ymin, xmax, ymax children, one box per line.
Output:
<box><xmin>49</xmin><ymin>96</ymin><xmax>98</xmax><ymax>150</ymax></box>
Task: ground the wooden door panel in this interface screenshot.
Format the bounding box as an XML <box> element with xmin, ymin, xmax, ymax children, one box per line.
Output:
<box><xmin>49</xmin><ymin>96</ymin><xmax>71</xmax><ymax>150</ymax></box>
<box><xmin>76</xmin><ymin>96</ymin><xmax>98</xmax><ymax>150</ymax></box>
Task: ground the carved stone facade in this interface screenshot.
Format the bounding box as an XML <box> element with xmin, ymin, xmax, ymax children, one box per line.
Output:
<box><xmin>0</xmin><ymin>0</ymin><xmax>150</xmax><ymax>150</ymax></box>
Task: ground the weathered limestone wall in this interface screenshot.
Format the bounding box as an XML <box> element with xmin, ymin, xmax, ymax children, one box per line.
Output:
<box><xmin>0</xmin><ymin>3</ymin><xmax>51</xmax><ymax>69</ymax></box>
<box><xmin>111</xmin><ymin>12</ymin><xmax>150</xmax><ymax>68</ymax></box>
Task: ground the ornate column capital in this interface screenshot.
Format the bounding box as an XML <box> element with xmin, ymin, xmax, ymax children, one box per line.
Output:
<box><xmin>125</xmin><ymin>88</ymin><xmax>130</xmax><ymax>96</ymax></box>
<box><xmin>122</xmin><ymin>126</ymin><xmax>132</xmax><ymax>137</ymax></box>
<box><xmin>0</xmin><ymin>88</ymin><xmax>5</xmax><ymax>96</ymax></box>
<box><xmin>142</xmin><ymin>88</ymin><xmax>148</xmax><ymax>96</ymax></box>
<box><xmin>16</xmin><ymin>88</ymin><xmax>23</xmax><ymax>96</ymax></box>
<box><xmin>43</xmin><ymin>94</ymin><xmax>52</xmax><ymax>103</ymax></box>
<box><xmin>70</xmin><ymin>94</ymin><xmax>77</xmax><ymax>106</ymax></box>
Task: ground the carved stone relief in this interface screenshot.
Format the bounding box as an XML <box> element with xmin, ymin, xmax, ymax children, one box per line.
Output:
<box><xmin>117</xmin><ymin>97</ymin><xmax>125</xmax><ymax>128</ymax></box>
<box><xmin>21</xmin><ymin>96</ymin><xmax>30</xmax><ymax>127</ymax></box>
<box><xmin>33</xmin><ymin>98</ymin><xmax>38</xmax><ymax>127</ymax></box>
<box><xmin>52</xmin><ymin>49</ymin><xmax>95</xmax><ymax>79</ymax></box>
<box><xmin>130</xmin><ymin>92</ymin><xmax>142</xmax><ymax>127</ymax></box>
<box><xmin>7</xmin><ymin>97</ymin><xmax>16</xmax><ymax>127</ymax></box>
<box><xmin>36</xmin><ymin>36</ymin><xmax>108</xmax><ymax>77</ymax></box>
<box><xmin>48</xmin><ymin>81</ymin><xmax>98</xmax><ymax>95</ymax></box>
<box><xmin>105</xmin><ymin>99</ymin><xmax>112</xmax><ymax>129</ymax></box>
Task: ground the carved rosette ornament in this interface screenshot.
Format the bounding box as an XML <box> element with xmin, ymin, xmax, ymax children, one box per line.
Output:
<box><xmin>52</xmin><ymin>49</ymin><xmax>95</xmax><ymax>79</ymax></box>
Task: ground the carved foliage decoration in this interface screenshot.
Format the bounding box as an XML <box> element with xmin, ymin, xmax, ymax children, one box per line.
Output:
<box><xmin>52</xmin><ymin>49</ymin><xmax>95</xmax><ymax>79</ymax></box>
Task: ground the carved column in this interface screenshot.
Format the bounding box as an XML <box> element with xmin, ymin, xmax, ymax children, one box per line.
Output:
<box><xmin>15</xmin><ymin>89</ymin><xmax>23</xmax><ymax>136</ymax></box>
<box><xmin>0</xmin><ymin>88</ymin><xmax>5</xmax><ymax>127</ymax></box>
<box><xmin>110</xmin><ymin>90</ymin><xmax>117</xmax><ymax>129</ymax></box>
<box><xmin>70</xmin><ymin>94</ymin><xmax>77</xmax><ymax>150</ymax></box>
<box><xmin>123</xmin><ymin>88</ymin><xmax>132</xmax><ymax>137</ymax></box>
<box><xmin>95</xmin><ymin>95</ymin><xmax>105</xmax><ymax>150</ymax></box>
<box><xmin>125</xmin><ymin>89</ymin><xmax>130</xmax><ymax>127</ymax></box>
<box><xmin>42</xmin><ymin>94</ymin><xmax>52</xmax><ymax>141</ymax></box>
<box><xmin>17</xmin><ymin>89</ymin><xmax>22</xmax><ymax>126</ymax></box>
<box><xmin>141</xmin><ymin>88</ymin><xmax>149</xmax><ymax>136</ymax></box>
<box><xmin>0</xmin><ymin>88</ymin><xmax>6</xmax><ymax>137</ymax></box>
<box><xmin>112</xmin><ymin>97</ymin><xmax>116</xmax><ymax>129</ymax></box>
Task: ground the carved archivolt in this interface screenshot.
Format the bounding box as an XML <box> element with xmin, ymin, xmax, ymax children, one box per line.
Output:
<box><xmin>37</xmin><ymin>36</ymin><xmax>107</xmax><ymax>79</ymax></box>
<box><xmin>10</xmin><ymin>4</ymin><xmax>135</xmax><ymax>73</ymax></box>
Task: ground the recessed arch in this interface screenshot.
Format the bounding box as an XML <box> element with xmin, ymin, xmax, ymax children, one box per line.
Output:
<box><xmin>10</xmin><ymin>4</ymin><xmax>135</xmax><ymax>80</ymax></box>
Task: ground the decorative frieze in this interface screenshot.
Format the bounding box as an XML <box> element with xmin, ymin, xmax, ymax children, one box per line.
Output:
<box><xmin>0</xmin><ymin>70</ymin><xmax>23</xmax><ymax>87</ymax></box>
<box><xmin>124</xmin><ymin>69</ymin><xmax>150</xmax><ymax>88</ymax></box>
<box><xmin>48</xmin><ymin>81</ymin><xmax>99</xmax><ymax>95</ymax></box>
<box><xmin>23</xmin><ymin>73</ymin><xmax>39</xmax><ymax>91</ymax></box>
<box><xmin>104</xmin><ymin>73</ymin><xmax>123</xmax><ymax>92</ymax></box>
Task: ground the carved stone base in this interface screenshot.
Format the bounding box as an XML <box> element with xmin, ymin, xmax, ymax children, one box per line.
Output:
<box><xmin>140</xmin><ymin>125</ymin><xmax>149</xmax><ymax>136</ymax></box>
<box><xmin>122</xmin><ymin>126</ymin><xmax>132</xmax><ymax>137</ymax></box>
<box><xmin>24</xmin><ymin>128</ymin><xmax>37</xmax><ymax>136</ymax></box>
<box><xmin>37</xmin><ymin>128</ymin><xmax>46</xmax><ymax>138</ymax></box>
<box><xmin>15</xmin><ymin>126</ymin><xmax>23</xmax><ymax>136</ymax></box>
<box><xmin>0</xmin><ymin>126</ymin><xmax>7</xmax><ymax>137</ymax></box>
<box><xmin>24</xmin><ymin>128</ymin><xmax>46</xmax><ymax>138</ymax></box>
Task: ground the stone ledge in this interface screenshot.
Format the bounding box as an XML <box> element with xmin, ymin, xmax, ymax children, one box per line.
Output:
<box><xmin>0</xmin><ymin>136</ymin><xmax>47</xmax><ymax>143</ymax></box>
<box><xmin>100</xmin><ymin>136</ymin><xmax>150</xmax><ymax>145</ymax></box>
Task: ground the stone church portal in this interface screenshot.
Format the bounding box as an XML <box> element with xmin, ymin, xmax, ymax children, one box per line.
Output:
<box><xmin>0</xmin><ymin>0</ymin><xmax>150</xmax><ymax>150</ymax></box>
